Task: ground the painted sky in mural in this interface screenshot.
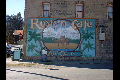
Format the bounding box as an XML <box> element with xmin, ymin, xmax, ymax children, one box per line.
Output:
<box><xmin>43</xmin><ymin>20</ymin><xmax>80</xmax><ymax>40</ymax></box>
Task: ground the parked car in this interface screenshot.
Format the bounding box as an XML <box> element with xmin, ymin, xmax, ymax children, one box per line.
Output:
<box><xmin>11</xmin><ymin>47</ymin><xmax>20</xmax><ymax>52</ymax></box>
<box><xmin>11</xmin><ymin>46</ymin><xmax>23</xmax><ymax>54</ymax></box>
<box><xmin>6</xmin><ymin>46</ymin><xmax>13</xmax><ymax>57</ymax></box>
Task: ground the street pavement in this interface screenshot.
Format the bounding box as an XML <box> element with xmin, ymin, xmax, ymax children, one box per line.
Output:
<box><xmin>6</xmin><ymin>58</ymin><xmax>113</xmax><ymax>80</ymax></box>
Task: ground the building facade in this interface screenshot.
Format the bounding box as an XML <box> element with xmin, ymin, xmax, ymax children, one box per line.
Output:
<box><xmin>24</xmin><ymin>0</ymin><xmax>113</xmax><ymax>61</ymax></box>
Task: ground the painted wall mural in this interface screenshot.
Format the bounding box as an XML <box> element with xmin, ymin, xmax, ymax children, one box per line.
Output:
<box><xmin>27</xmin><ymin>18</ymin><xmax>96</xmax><ymax>57</ymax></box>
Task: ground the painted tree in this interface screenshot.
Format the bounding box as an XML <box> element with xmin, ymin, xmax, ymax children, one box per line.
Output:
<box><xmin>27</xmin><ymin>43</ymin><xmax>41</xmax><ymax>56</ymax></box>
<box><xmin>79</xmin><ymin>30</ymin><xmax>95</xmax><ymax>56</ymax></box>
<box><xmin>27</xmin><ymin>30</ymin><xmax>43</xmax><ymax>56</ymax></box>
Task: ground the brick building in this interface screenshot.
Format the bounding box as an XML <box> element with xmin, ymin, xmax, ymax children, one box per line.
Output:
<box><xmin>23</xmin><ymin>0</ymin><xmax>113</xmax><ymax>61</ymax></box>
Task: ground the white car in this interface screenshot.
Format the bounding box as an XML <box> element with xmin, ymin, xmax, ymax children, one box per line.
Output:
<box><xmin>11</xmin><ymin>45</ymin><xmax>23</xmax><ymax>51</ymax></box>
<box><xmin>11</xmin><ymin>47</ymin><xmax>20</xmax><ymax>52</ymax></box>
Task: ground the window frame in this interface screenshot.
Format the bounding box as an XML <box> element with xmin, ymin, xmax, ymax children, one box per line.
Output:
<box><xmin>75</xmin><ymin>3</ymin><xmax>84</xmax><ymax>18</ymax></box>
<box><xmin>107</xmin><ymin>3</ymin><xmax>113</xmax><ymax>19</ymax></box>
<box><xmin>42</xmin><ymin>2</ymin><xmax>50</xmax><ymax>17</ymax></box>
<box><xmin>100</xmin><ymin>27</ymin><xmax>106</xmax><ymax>33</ymax></box>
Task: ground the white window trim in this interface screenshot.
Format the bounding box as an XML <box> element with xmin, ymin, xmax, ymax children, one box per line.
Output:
<box><xmin>107</xmin><ymin>4</ymin><xmax>113</xmax><ymax>19</ymax></box>
<box><xmin>76</xmin><ymin>4</ymin><xmax>83</xmax><ymax>18</ymax></box>
<box><xmin>43</xmin><ymin>3</ymin><xmax>50</xmax><ymax>17</ymax></box>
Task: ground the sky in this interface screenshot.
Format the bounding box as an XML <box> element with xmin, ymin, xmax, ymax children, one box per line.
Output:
<box><xmin>43</xmin><ymin>21</ymin><xmax>80</xmax><ymax>40</ymax></box>
<box><xmin>6</xmin><ymin>0</ymin><xmax>25</xmax><ymax>18</ymax></box>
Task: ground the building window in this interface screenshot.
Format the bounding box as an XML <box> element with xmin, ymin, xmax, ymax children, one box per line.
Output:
<box><xmin>100</xmin><ymin>27</ymin><xmax>105</xmax><ymax>33</ymax></box>
<box><xmin>99</xmin><ymin>25</ymin><xmax>106</xmax><ymax>41</ymax></box>
<box><xmin>43</xmin><ymin>3</ymin><xmax>50</xmax><ymax>17</ymax></box>
<box><xmin>76</xmin><ymin>4</ymin><xmax>84</xmax><ymax>18</ymax></box>
<box><xmin>107</xmin><ymin>3</ymin><xmax>113</xmax><ymax>19</ymax></box>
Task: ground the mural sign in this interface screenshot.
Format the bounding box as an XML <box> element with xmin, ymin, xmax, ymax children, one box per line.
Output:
<box><xmin>27</xmin><ymin>18</ymin><xmax>96</xmax><ymax>57</ymax></box>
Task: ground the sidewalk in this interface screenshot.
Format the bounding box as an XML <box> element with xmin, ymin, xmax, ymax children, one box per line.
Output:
<box><xmin>6</xmin><ymin>57</ymin><xmax>113</xmax><ymax>65</ymax></box>
<box><xmin>6</xmin><ymin>57</ymin><xmax>113</xmax><ymax>69</ymax></box>
<box><xmin>6</xmin><ymin>58</ymin><xmax>63</xmax><ymax>69</ymax></box>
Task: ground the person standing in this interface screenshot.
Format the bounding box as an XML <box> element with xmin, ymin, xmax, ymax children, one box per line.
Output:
<box><xmin>41</xmin><ymin>49</ymin><xmax>47</xmax><ymax>62</ymax></box>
